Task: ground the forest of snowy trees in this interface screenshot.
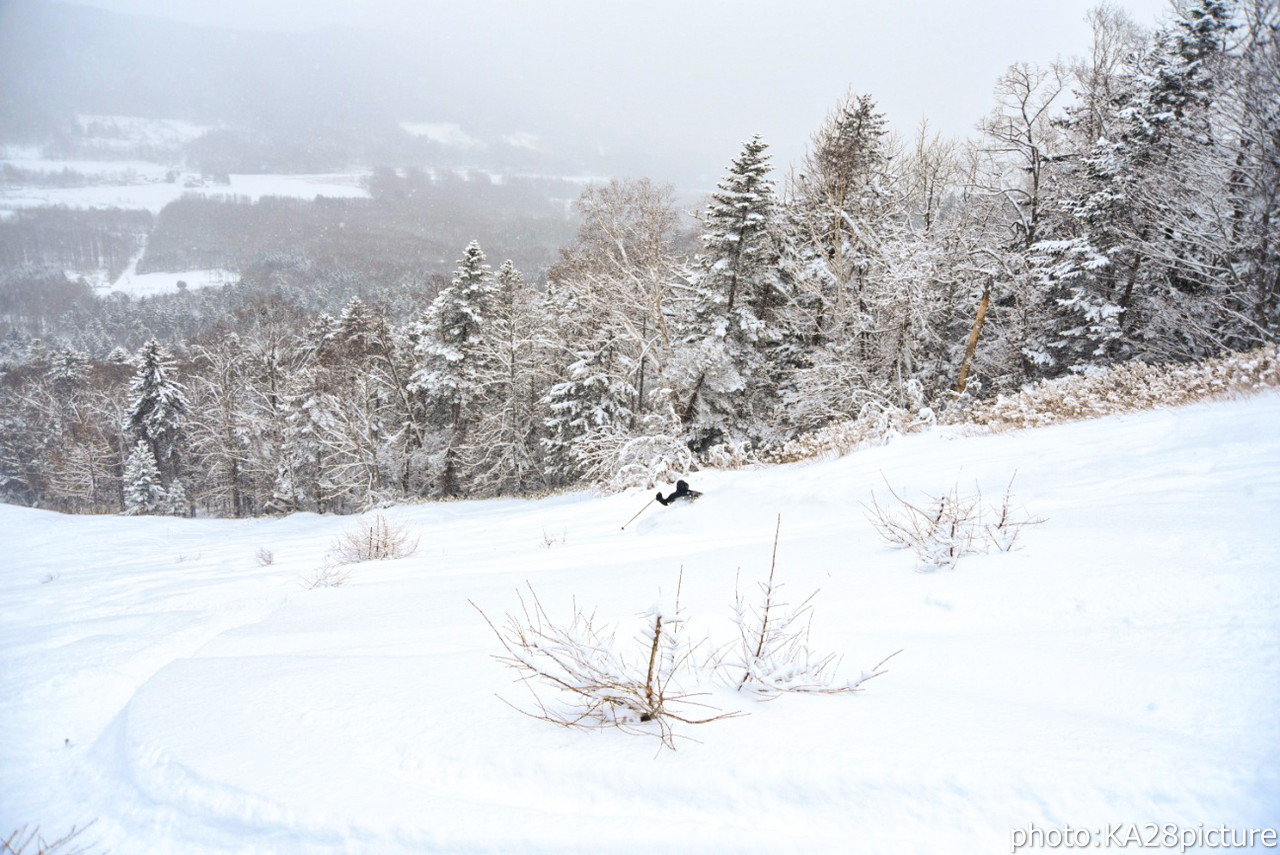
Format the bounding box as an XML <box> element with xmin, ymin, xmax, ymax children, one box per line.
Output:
<box><xmin>0</xmin><ymin>0</ymin><xmax>1276</xmax><ymax>516</ymax></box>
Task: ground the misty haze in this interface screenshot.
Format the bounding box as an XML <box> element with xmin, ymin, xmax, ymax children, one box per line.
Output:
<box><xmin>1</xmin><ymin>0</ymin><xmax>1278</xmax><ymax>852</ymax></box>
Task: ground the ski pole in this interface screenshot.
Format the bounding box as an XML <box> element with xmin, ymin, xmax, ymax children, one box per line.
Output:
<box><xmin>621</xmin><ymin>496</ymin><xmax>657</xmax><ymax>530</ymax></box>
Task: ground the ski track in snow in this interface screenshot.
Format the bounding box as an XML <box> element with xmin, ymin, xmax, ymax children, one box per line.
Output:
<box><xmin>2</xmin><ymin>393</ymin><xmax>1278</xmax><ymax>854</ymax></box>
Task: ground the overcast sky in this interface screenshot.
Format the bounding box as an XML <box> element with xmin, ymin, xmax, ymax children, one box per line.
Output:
<box><xmin>65</xmin><ymin>0</ymin><xmax>1175</xmax><ymax>183</ymax></box>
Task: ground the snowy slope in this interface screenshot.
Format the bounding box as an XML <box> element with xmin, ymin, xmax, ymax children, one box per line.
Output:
<box><xmin>2</xmin><ymin>393</ymin><xmax>1278</xmax><ymax>854</ymax></box>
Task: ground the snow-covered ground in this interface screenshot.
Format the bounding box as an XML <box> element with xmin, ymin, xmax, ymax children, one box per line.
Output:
<box><xmin>2</xmin><ymin>393</ymin><xmax>1278</xmax><ymax>854</ymax></box>
<box><xmin>0</xmin><ymin>169</ymin><xmax>371</xmax><ymax>215</ymax></box>
<box><xmin>88</xmin><ymin>266</ymin><xmax>238</xmax><ymax>298</ymax></box>
<box><xmin>61</xmin><ymin>241</ymin><xmax>238</xmax><ymax>298</ymax></box>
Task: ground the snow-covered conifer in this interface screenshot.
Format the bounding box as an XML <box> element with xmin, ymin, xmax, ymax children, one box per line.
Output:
<box><xmin>1035</xmin><ymin>0</ymin><xmax>1236</xmax><ymax>367</ymax></box>
<box><xmin>542</xmin><ymin>336</ymin><xmax>638</xmax><ymax>484</ymax></box>
<box><xmin>674</xmin><ymin>135</ymin><xmax>782</xmax><ymax>453</ymax></box>
<box><xmin>127</xmin><ymin>339</ymin><xmax>187</xmax><ymax>480</ymax></box>
<box><xmin>410</xmin><ymin>240</ymin><xmax>496</xmax><ymax>495</ymax></box>
<box><xmin>123</xmin><ymin>440</ymin><xmax>167</xmax><ymax>515</ymax></box>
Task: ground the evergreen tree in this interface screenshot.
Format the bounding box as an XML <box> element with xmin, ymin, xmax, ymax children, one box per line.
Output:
<box><xmin>126</xmin><ymin>339</ymin><xmax>187</xmax><ymax>483</ymax></box>
<box><xmin>542</xmin><ymin>333</ymin><xmax>638</xmax><ymax>484</ymax></box>
<box><xmin>788</xmin><ymin>92</ymin><xmax>892</xmax><ymax>347</ymax></box>
<box><xmin>1036</xmin><ymin>0</ymin><xmax>1236</xmax><ymax>367</ymax></box>
<box><xmin>674</xmin><ymin>135</ymin><xmax>782</xmax><ymax>453</ymax></box>
<box><xmin>410</xmin><ymin>240</ymin><xmax>496</xmax><ymax>496</ymax></box>
<box><xmin>123</xmin><ymin>440</ymin><xmax>166</xmax><ymax>515</ymax></box>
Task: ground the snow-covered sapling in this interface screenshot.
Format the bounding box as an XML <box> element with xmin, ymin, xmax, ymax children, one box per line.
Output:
<box><xmin>300</xmin><ymin>560</ymin><xmax>352</xmax><ymax>590</ymax></box>
<box><xmin>473</xmin><ymin>582</ymin><xmax>740</xmax><ymax>750</ymax></box>
<box><xmin>329</xmin><ymin>513</ymin><xmax>419</xmax><ymax>564</ymax></box>
<box><xmin>720</xmin><ymin>516</ymin><xmax>900</xmax><ymax>696</ymax></box>
<box><xmin>864</xmin><ymin>474</ymin><xmax>1044</xmax><ymax>569</ymax></box>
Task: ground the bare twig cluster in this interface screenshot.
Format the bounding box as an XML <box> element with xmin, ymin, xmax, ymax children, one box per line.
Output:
<box><xmin>300</xmin><ymin>513</ymin><xmax>420</xmax><ymax>588</ymax></box>
<box><xmin>3</xmin><ymin>823</ymin><xmax>97</xmax><ymax>855</ymax></box>
<box><xmin>300</xmin><ymin>560</ymin><xmax>352</xmax><ymax>590</ymax></box>
<box><xmin>476</xmin><ymin>518</ymin><xmax>899</xmax><ymax>749</ymax></box>
<box><xmin>540</xmin><ymin>526</ymin><xmax>566</xmax><ymax>548</ymax></box>
<box><xmin>473</xmin><ymin>582</ymin><xmax>740</xmax><ymax>750</ymax></box>
<box><xmin>864</xmin><ymin>475</ymin><xmax>1045</xmax><ymax>570</ymax></box>
<box><xmin>722</xmin><ymin>517</ymin><xmax>901</xmax><ymax>696</ymax></box>
<box><xmin>329</xmin><ymin>513</ymin><xmax>419</xmax><ymax>564</ymax></box>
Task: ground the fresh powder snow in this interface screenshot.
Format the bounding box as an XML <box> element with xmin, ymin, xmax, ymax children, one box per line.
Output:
<box><xmin>2</xmin><ymin>393</ymin><xmax>1277</xmax><ymax>854</ymax></box>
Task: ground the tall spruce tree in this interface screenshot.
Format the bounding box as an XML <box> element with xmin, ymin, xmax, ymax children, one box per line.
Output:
<box><xmin>126</xmin><ymin>339</ymin><xmax>187</xmax><ymax>494</ymax></box>
<box><xmin>410</xmin><ymin>240</ymin><xmax>496</xmax><ymax>496</ymax></box>
<box><xmin>674</xmin><ymin>135</ymin><xmax>782</xmax><ymax>453</ymax></box>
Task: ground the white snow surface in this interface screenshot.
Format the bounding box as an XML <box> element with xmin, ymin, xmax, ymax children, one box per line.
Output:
<box><xmin>94</xmin><ymin>267</ymin><xmax>238</xmax><ymax>298</ymax></box>
<box><xmin>0</xmin><ymin>168</ymin><xmax>370</xmax><ymax>214</ymax></box>
<box><xmin>2</xmin><ymin>394</ymin><xmax>1278</xmax><ymax>853</ymax></box>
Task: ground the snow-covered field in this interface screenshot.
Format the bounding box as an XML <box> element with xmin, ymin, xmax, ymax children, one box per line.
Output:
<box><xmin>93</xmin><ymin>266</ymin><xmax>239</xmax><ymax>298</ymax></box>
<box><xmin>2</xmin><ymin>393</ymin><xmax>1278</xmax><ymax>854</ymax></box>
<box><xmin>0</xmin><ymin>169</ymin><xmax>371</xmax><ymax>215</ymax></box>
<box><xmin>2</xmin><ymin>119</ymin><xmax>369</xmax><ymax>215</ymax></box>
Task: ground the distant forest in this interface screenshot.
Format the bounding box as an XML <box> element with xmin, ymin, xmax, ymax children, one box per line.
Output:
<box><xmin>0</xmin><ymin>168</ymin><xmax>585</xmax><ymax>352</ymax></box>
<box><xmin>0</xmin><ymin>0</ymin><xmax>1276</xmax><ymax>518</ymax></box>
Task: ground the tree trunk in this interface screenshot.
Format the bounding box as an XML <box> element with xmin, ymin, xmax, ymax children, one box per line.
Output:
<box><xmin>954</xmin><ymin>285</ymin><xmax>992</xmax><ymax>394</ymax></box>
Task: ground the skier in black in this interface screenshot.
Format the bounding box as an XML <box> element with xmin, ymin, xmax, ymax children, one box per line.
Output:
<box><xmin>656</xmin><ymin>479</ymin><xmax>701</xmax><ymax>506</ymax></box>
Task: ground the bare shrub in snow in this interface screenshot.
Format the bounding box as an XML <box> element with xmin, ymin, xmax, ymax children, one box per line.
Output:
<box><xmin>478</xmin><ymin>524</ymin><xmax>902</xmax><ymax>747</ymax></box>
<box><xmin>720</xmin><ymin>517</ymin><xmax>900</xmax><ymax>696</ymax></box>
<box><xmin>2</xmin><ymin>823</ymin><xmax>98</xmax><ymax>855</ymax></box>
<box><xmin>984</xmin><ymin>477</ymin><xmax>1047</xmax><ymax>552</ymax></box>
<box><xmin>766</xmin><ymin>401</ymin><xmax>933</xmax><ymax>465</ymax></box>
<box><xmin>301</xmin><ymin>560</ymin><xmax>352</xmax><ymax>590</ymax></box>
<box><xmin>865</xmin><ymin>476</ymin><xmax>1044</xmax><ymax>570</ymax></box>
<box><xmin>255</xmin><ymin>547</ymin><xmax>274</xmax><ymax>567</ymax></box>
<box><xmin>474</xmin><ymin>583</ymin><xmax>741</xmax><ymax>750</ymax></box>
<box><xmin>329</xmin><ymin>513</ymin><xmax>419</xmax><ymax>564</ymax></box>
<box><xmin>955</xmin><ymin>345</ymin><xmax>1280</xmax><ymax>432</ymax></box>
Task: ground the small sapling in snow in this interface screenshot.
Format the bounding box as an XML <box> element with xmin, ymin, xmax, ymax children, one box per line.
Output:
<box><xmin>719</xmin><ymin>516</ymin><xmax>901</xmax><ymax>696</ymax></box>
<box><xmin>864</xmin><ymin>473</ymin><xmax>1045</xmax><ymax>570</ymax></box>
<box><xmin>329</xmin><ymin>513</ymin><xmax>419</xmax><ymax>564</ymax></box>
<box><xmin>472</xmin><ymin>580</ymin><xmax>741</xmax><ymax>751</ymax></box>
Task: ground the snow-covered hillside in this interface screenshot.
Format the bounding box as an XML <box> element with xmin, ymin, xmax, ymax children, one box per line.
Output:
<box><xmin>2</xmin><ymin>393</ymin><xmax>1278</xmax><ymax>854</ymax></box>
